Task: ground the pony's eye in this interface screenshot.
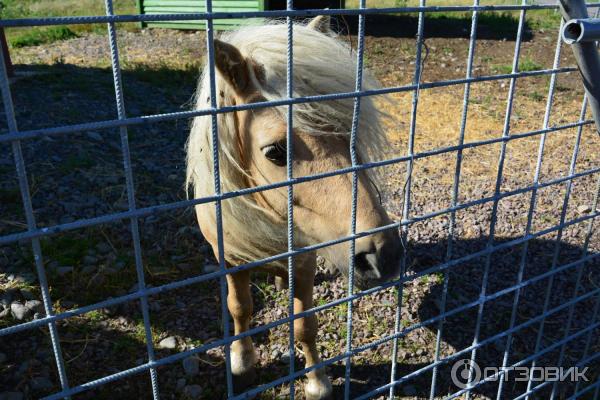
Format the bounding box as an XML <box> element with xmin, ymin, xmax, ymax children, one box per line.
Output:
<box><xmin>261</xmin><ymin>141</ymin><xmax>287</xmax><ymax>167</ymax></box>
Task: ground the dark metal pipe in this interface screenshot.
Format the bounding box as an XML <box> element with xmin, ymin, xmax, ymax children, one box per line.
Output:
<box><xmin>563</xmin><ymin>18</ymin><xmax>600</xmax><ymax>43</ymax></box>
<box><xmin>559</xmin><ymin>0</ymin><xmax>600</xmax><ymax>133</ymax></box>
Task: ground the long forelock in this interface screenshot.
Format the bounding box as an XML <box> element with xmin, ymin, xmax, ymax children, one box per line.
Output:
<box><xmin>186</xmin><ymin>21</ymin><xmax>390</xmax><ymax>265</ymax></box>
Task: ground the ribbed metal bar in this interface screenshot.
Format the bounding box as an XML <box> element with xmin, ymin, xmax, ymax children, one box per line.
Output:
<box><xmin>389</xmin><ymin>0</ymin><xmax>426</xmax><ymax>397</ymax></box>
<box><xmin>429</xmin><ymin>1</ymin><xmax>479</xmax><ymax>397</ymax></box>
<box><xmin>344</xmin><ymin>0</ymin><xmax>366</xmax><ymax>397</ymax></box>
<box><xmin>103</xmin><ymin>1</ymin><xmax>160</xmax><ymax>397</ymax></box>
<box><xmin>2</xmin><ymin>4</ymin><xmax>600</xmax><ymax>28</ymax></box>
<box><xmin>495</xmin><ymin>19</ymin><xmax>565</xmax><ymax>400</ymax></box>
<box><xmin>203</xmin><ymin>0</ymin><xmax>234</xmax><ymax>395</ymax></box>
<box><xmin>0</xmin><ymin>19</ymin><xmax>71</xmax><ymax>400</ymax></box>
<box><xmin>522</xmin><ymin>97</ymin><xmax>595</xmax><ymax>399</ymax></box>
<box><xmin>464</xmin><ymin>1</ymin><xmax>528</xmax><ymax>397</ymax></box>
<box><xmin>285</xmin><ymin>1</ymin><xmax>296</xmax><ymax>398</ymax></box>
<box><xmin>0</xmin><ymin>67</ymin><xmax>579</xmax><ymax>145</ymax></box>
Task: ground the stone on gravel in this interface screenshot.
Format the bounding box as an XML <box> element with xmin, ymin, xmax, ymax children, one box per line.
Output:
<box><xmin>10</xmin><ymin>302</ymin><xmax>30</xmax><ymax>320</ymax></box>
<box><xmin>86</xmin><ymin>131</ymin><xmax>104</xmax><ymax>141</ymax></box>
<box><xmin>203</xmin><ymin>264</ymin><xmax>219</xmax><ymax>274</ymax></box>
<box><xmin>56</xmin><ymin>266</ymin><xmax>74</xmax><ymax>276</ymax></box>
<box><xmin>280</xmin><ymin>350</ymin><xmax>291</xmax><ymax>364</ymax></box>
<box><xmin>158</xmin><ymin>336</ymin><xmax>177</xmax><ymax>349</ymax></box>
<box><xmin>81</xmin><ymin>265</ymin><xmax>96</xmax><ymax>274</ymax></box>
<box><xmin>183</xmin><ymin>385</ymin><xmax>202</xmax><ymax>399</ymax></box>
<box><xmin>175</xmin><ymin>378</ymin><xmax>186</xmax><ymax>392</ymax></box>
<box><xmin>25</xmin><ymin>300</ymin><xmax>44</xmax><ymax>314</ymax></box>
<box><xmin>83</xmin><ymin>255</ymin><xmax>98</xmax><ymax>265</ymax></box>
<box><xmin>577</xmin><ymin>205</ymin><xmax>591</xmax><ymax>214</ymax></box>
<box><xmin>0</xmin><ymin>392</ymin><xmax>23</xmax><ymax>400</ymax></box>
<box><xmin>182</xmin><ymin>356</ymin><xmax>199</xmax><ymax>376</ymax></box>
<box><xmin>30</xmin><ymin>377</ymin><xmax>53</xmax><ymax>392</ymax></box>
<box><xmin>96</xmin><ymin>242</ymin><xmax>112</xmax><ymax>254</ymax></box>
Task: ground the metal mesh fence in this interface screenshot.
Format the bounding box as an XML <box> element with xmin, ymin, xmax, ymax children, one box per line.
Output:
<box><xmin>0</xmin><ymin>0</ymin><xmax>599</xmax><ymax>399</ymax></box>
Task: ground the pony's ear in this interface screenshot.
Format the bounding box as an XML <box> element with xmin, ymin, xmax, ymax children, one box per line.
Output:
<box><xmin>307</xmin><ymin>14</ymin><xmax>332</xmax><ymax>33</ymax></box>
<box><xmin>213</xmin><ymin>39</ymin><xmax>251</xmax><ymax>95</ymax></box>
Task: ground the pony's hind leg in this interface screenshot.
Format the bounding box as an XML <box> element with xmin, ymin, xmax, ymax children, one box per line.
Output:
<box><xmin>226</xmin><ymin>269</ymin><xmax>257</xmax><ymax>392</ymax></box>
<box><xmin>294</xmin><ymin>260</ymin><xmax>333</xmax><ymax>400</ymax></box>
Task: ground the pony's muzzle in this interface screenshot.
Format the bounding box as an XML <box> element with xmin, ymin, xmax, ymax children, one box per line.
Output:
<box><xmin>353</xmin><ymin>231</ymin><xmax>402</xmax><ymax>290</ymax></box>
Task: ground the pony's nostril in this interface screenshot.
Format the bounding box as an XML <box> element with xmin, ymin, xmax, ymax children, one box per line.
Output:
<box><xmin>354</xmin><ymin>252</ymin><xmax>370</xmax><ymax>272</ymax></box>
<box><xmin>354</xmin><ymin>252</ymin><xmax>380</xmax><ymax>278</ymax></box>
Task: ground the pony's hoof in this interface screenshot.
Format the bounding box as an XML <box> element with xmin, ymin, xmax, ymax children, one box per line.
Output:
<box><xmin>304</xmin><ymin>376</ymin><xmax>333</xmax><ymax>400</ymax></box>
<box><xmin>275</xmin><ymin>276</ymin><xmax>288</xmax><ymax>291</ymax></box>
<box><xmin>232</xmin><ymin>366</ymin><xmax>257</xmax><ymax>395</ymax></box>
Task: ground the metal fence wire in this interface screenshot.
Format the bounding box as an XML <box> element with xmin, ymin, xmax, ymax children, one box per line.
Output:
<box><xmin>1</xmin><ymin>0</ymin><xmax>600</xmax><ymax>399</ymax></box>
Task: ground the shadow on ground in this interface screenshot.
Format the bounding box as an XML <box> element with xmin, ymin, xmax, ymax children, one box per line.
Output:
<box><xmin>336</xmin><ymin>12</ymin><xmax>533</xmax><ymax>41</ymax></box>
<box><xmin>2</xmin><ymin>234</ymin><xmax>598</xmax><ymax>399</ymax></box>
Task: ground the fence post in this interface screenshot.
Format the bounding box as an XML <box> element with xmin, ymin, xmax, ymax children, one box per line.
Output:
<box><xmin>558</xmin><ymin>0</ymin><xmax>600</xmax><ymax>133</ymax></box>
<box><xmin>0</xmin><ymin>26</ymin><xmax>13</xmax><ymax>78</ymax></box>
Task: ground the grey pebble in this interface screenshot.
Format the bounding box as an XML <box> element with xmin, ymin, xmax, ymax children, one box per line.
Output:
<box><xmin>577</xmin><ymin>204</ymin><xmax>591</xmax><ymax>214</ymax></box>
<box><xmin>280</xmin><ymin>349</ymin><xmax>291</xmax><ymax>364</ymax></box>
<box><xmin>158</xmin><ymin>336</ymin><xmax>177</xmax><ymax>349</ymax></box>
<box><xmin>83</xmin><ymin>255</ymin><xmax>98</xmax><ymax>265</ymax></box>
<box><xmin>0</xmin><ymin>353</ymin><xmax>6</xmax><ymax>364</ymax></box>
<box><xmin>182</xmin><ymin>356</ymin><xmax>199</xmax><ymax>376</ymax></box>
<box><xmin>25</xmin><ymin>300</ymin><xmax>44</xmax><ymax>314</ymax></box>
<box><xmin>113</xmin><ymin>260</ymin><xmax>126</xmax><ymax>271</ymax></box>
<box><xmin>81</xmin><ymin>265</ymin><xmax>96</xmax><ymax>274</ymax></box>
<box><xmin>56</xmin><ymin>266</ymin><xmax>74</xmax><ymax>276</ymax></box>
<box><xmin>30</xmin><ymin>376</ymin><xmax>53</xmax><ymax>392</ymax></box>
<box><xmin>183</xmin><ymin>385</ymin><xmax>202</xmax><ymax>399</ymax></box>
<box><xmin>86</xmin><ymin>131</ymin><xmax>104</xmax><ymax>141</ymax></box>
<box><xmin>175</xmin><ymin>378</ymin><xmax>186</xmax><ymax>392</ymax></box>
<box><xmin>203</xmin><ymin>264</ymin><xmax>220</xmax><ymax>273</ymax></box>
<box><xmin>10</xmin><ymin>302</ymin><xmax>30</xmax><ymax>320</ymax></box>
<box><xmin>96</xmin><ymin>242</ymin><xmax>112</xmax><ymax>254</ymax></box>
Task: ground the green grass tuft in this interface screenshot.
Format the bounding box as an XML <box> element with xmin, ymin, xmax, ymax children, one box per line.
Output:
<box><xmin>10</xmin><ymin>26</ymin><xmax>78</xmax><ymax>48</ymax></box>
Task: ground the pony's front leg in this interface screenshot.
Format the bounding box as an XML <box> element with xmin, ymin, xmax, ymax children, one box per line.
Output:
<box><xmin>226</xmin><ymin>269</ymin><xmax>257</xmax><ymax>392</ymax></box>
<box><xmin>294</xmin><ymin>260</ymin><xmax>333</xmax><ymax>400</ymax></box>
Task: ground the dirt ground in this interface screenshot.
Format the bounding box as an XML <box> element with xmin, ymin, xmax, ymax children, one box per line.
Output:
<box><xmin>1</xmin><ymin>13</ymin><xmax>599</xmax><ymax>400</ymax></box>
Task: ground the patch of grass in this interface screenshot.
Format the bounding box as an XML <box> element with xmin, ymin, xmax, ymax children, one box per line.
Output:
<box><xmin>40</xmin><ymin>235</ymin><xmax>95</xmax><ymax>266</ymax></box>
<box><xmin>527</xmin><ymin>90</ymin><xmax>545</xmax><ymax>102</ymax></box>
<box><xmin>519</xmin><ymin>57</ymin><xmax>544</xmax><ymax>72</ymax></box>
<box><xmin>487</xmin><ymin>56</ymin><xmax>543</xmax><ymax>76</ymax></box>
<box><xmin>493</xmin><ymin>63</ymin><xmax>513</xmax><ymax>74</ymax></box>
<box><xmin>528</xmin><ymin>9</ymin><xmax>562</xmax><ymax>30</ymax></box>
<box><xmin>10</xmin><ymin>26</ymin><xmax>78</xmax><ymax>48</ymax></box>
<box><xmin>1</xmin><ymin>0</ymin><xmax>137</xmax><ymax>46</ymax></box>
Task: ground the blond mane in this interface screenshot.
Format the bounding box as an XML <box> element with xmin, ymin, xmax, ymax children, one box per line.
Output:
<box><xmin>186</xmin><ymin>21</ymin><xmax>390</xmax><ymax>266</ymax></box>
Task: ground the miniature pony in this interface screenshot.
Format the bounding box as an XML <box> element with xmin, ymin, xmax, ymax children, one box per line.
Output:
<box><xmin>186</xmin><ymin>16</ymin><xmax>401</xmax><ymax>399</ymax></box>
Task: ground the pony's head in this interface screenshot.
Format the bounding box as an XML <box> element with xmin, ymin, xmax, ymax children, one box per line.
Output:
<box><xmin>187</xmin><ymin>17</ymin><xmax>401</xmax><ymax>289</ymax></box>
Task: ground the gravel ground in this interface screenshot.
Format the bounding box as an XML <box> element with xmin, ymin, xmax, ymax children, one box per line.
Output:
<box><xmin>1</xmin><ymin>19</ymin><xmax>600</xmax><ymax>400</ymax></box>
